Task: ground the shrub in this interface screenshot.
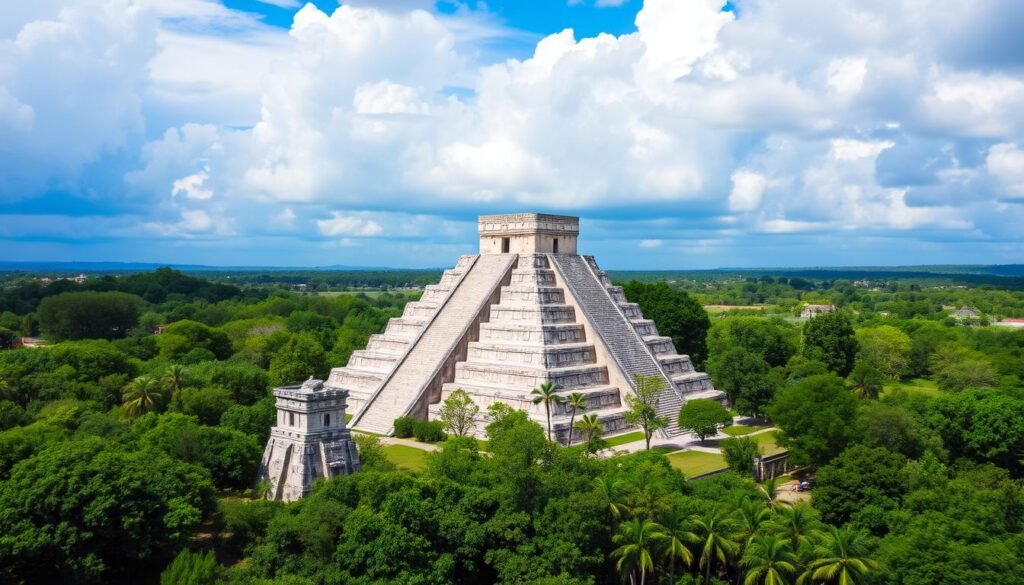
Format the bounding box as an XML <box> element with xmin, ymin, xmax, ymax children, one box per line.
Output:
<box><xmin>393</xmin><ymin>416</ymin><xmax>416</xmax><ymax>438</ymax></box>
<box><xmin>412</xmin><ymin>419</ymin><xmax>446</xmax><ymax>443</ymax></box>
<box><xmin>721</xmin><ymin>436</ymin><xmax>760</xmax><ymax>475</ymax></box>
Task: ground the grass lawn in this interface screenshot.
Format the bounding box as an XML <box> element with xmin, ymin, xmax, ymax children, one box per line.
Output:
<box><xmin>605</xmin><ymin>431</ymin><xmax>646</xmax><ymax>447</ymax></box>
<box><xmin>722</xmin><ymin>424</ymin><xmax>771</xmax><ymax>437</ymax></box>
<box><xmin>666</xmin><ymin>450</ymin><xmax>728</xmax><ymax>477</ymax></box>
<box><xmin>750</xmin><ymin>431</ymin><xmax>787</xmax><ymax>455</ymax></box>
<box><xmin>382</xmin><ymin>445</ymin><xmax>430</xmax><ymax>472</ymax></box>
<box><xmin>882</xmin><ymin>378</ymin><xmax>942</xmax><ymax>398</ymax></box>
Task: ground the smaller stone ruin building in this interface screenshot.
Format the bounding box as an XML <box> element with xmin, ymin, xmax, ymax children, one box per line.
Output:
<box><xmin>259</xmin><ymin>378</ymin><xmax>360</xmax><ymax>502</ymax></box>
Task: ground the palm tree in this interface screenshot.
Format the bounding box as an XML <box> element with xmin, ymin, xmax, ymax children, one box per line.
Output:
<box><xmin>531</xmin><ymin>382</ymin><xmax>564</xmax><ymax>441</ymax></box>
<box><xmin>610</xmin><ymin>518</ymin><xmax>667</xmax><ymax>585</ymax></box>
<box><xmin>770</xmin><ymin>503</ymin><xmax>822</xmax><ymax>555</ymax></box>
<box><xmin>735</xmin><ymin>496</ymin><xmax>773</xmax><ymax>546</ymax></box>
<box><xmin>574</xmin><ymin>413</ymin><xmax>603</xmax><ymax>454</ymax></box>
<box><xmin>758</xmin><ymin>477</ymin><xmax>787</xmax><ymax>511</ymax></box>
<box><xmin>566</xmin><ymin>391</ymin><xmax>587</xmax><ymax>446</ymax></box>
<box><xmin>593</xmin><ymin>476</ymin><xmax>631</xmax><ymax>523</ymax></box>
<box><xmin>799</xmin><ymin>526</ymin><xmax>880</xmax><ymax>585</ymax></box>
<box><xmin>162</xmin><ymin>363</ymin><xmax>188</xmax><ymax>394</ymax></box>
<box><xmin>661</xmin><ymin>507</ymin><xmax>697</xmax><ymax>585</ymax></box>
<box><xmin>847</xmin><ymin>363</ymin><xmax>883</xmax><ymax>400</ymax></box>
<box><xmin>742</xmin><ymin>535</ymin><xmax>798</xmax><ymax>585</ymax></box>
<box><xmin>122</xmin><ymin>375</ymin><xmax>166</xmax><ymax>419</ymax></box>
<box><xmin>691</xmin><ymin>507</ymin><xmax>740</xmax><ymax>585</ymax></box>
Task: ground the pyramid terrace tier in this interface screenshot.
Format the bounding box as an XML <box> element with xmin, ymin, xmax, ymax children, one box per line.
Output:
<box><xmin>453</xmin><ymin>362</ymin><xmax>611</xmax><ymax>390</ymax></box>
<box><xmin>467</xmin><ymin>341</ymin><xmax>597</xmax><ymax>368</ymax></box>
<box><xmin>509</xmin><ymin>268</ymin><xmax>556</xmax><ymax>286</ymax></box>
<box><xmin>672</xmin><ymin>371</ymin><xmax>716</xmax><ymax>393</ymax></box>
<box><xmin>489</xmin><ymin>304</ymin><xmax>577</xmax><ymax>324</ymax></box>
<box><xmin>658</xmin><ymin>354</ymin><xmax>695</xmax><ymax>374</ymax></box>
<box><xmin>478</xmin><ymin>322</ymin><xmax>587</xmax><ymax>345</ymax></box>
<box><xmin>498</xmin><ymin>284</ymin><xmax>566</xmax><ymax>304</ymax></box>
<box><xmin>550</xmin><ymin>408</ymin><xmax>633</xmax><ymax>443</ymax></box>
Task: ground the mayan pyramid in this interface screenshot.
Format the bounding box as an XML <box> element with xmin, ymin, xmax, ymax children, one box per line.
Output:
<box><xmin>327</xmin><ymin>213</ymin><xmax>722</xmax><ymax>442</ymax></box>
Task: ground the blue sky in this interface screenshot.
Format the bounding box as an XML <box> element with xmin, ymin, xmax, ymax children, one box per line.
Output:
<box><xmin>1</xmin><ymin>0</ymin><xmax>1022</xmax><ymax>269</ymax></box>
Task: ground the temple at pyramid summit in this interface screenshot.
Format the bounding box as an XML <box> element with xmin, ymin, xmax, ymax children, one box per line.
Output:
<box><xmin>329</xmin><ymin>213</ymin><xmax>723</xmax><ymax>443</ymax></box>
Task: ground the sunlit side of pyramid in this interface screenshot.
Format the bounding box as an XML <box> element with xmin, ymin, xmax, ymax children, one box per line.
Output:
<box><xmin>327</xmin><ymin>213</ymin><xmax>723</xmax><ymax>441</ymax></box>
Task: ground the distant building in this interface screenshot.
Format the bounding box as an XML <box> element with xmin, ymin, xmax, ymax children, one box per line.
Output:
<box><xmin>73</xmin><ymin>273</ymin><xmax>87</xmax><ymax>284</ymax></box>
<box><xmin>952</xmin><ymin>306</ymin><xmax>981</xmax><ymax>320</ymax></box>
<box><xmin>152</xmin><ymin>325</ymin><xmax>168</xmax><ymax>335</ymax></box>
<box><xmin>995</xmin><ymin>318</ymin><xmax>1024</xmax><ymax>328</ymax></box>
<box><xmin>295</xmin><ymin>283</ymin><xmax>308</xmax><ymax>292</ymax></box>
<box><xmin>15</xmin><ymin>337</ymin><xmax>48</xmax><ymax>349</ymax></box>
<box><xmin>800</xmin><ymin>304</ymin><xmax>835</xmax><ymax>319</ymax></box>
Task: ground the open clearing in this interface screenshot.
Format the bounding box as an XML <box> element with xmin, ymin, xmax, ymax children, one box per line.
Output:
<box><xmin>666</xmin><ymin>450</ymin><xmax>728</xmax><ymax>477</ymax></box>
<box><xmin>382</xmin><ymin>445</ymin><xmax>429</xmax><ymax>472</ymax></box>
<box><xmin>882</xmin><ymin>378</ymin><xmax>942</xmax><ymax>398</ymax></box>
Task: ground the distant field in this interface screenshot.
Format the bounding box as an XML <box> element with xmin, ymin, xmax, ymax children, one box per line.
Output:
<box><xmin>703</xmin><ymin>304</ymin><xmax>766</xmax><ymax>313</ymax></box>
<box><xmin>666</xmin><ymin>450</ymin><xmax>728</xmax><ymax>477</ymax></box>
<box><xmin>316</xmin><ymin>290</ymin><xmax>421</xmax><ymax>298</ymax></box>
<box><xmin>382</xmin><ymin>445</ymin><xmax>429</xmax><ymax>472</ymax></box>
<box><xmin>882</xmin><ymin>378</ymin><xmax>942</xmax><ymax>398</ymax></box>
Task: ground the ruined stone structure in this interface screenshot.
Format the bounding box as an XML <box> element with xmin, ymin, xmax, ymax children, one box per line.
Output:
<box><xmin>259</xmin><ymin>378</ymin><xmax>360</xmax><ymax>502</ymax></box>
<box><xmin>328</xmin><ymin>213</ymin><xmax>722</xmax><ymax>442</ymax></box>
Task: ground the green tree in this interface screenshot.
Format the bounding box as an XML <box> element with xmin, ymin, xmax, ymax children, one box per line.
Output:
<box><xmin>847</xmin><ymin>361</ymin><xmax>884</xmax><ymax>399</ymax></box>
<box><xmin>929</xmin><ymin>388</ymin><xmax>1024</xmax><ymax>472</ymax></box>
<box><xmin>768</xmin><ymin>374</ymin><xmax>859</xmax><ymax>466</ymax></box>
<box><xmin>741</xmin><ymin>535</ymin><xmax>797</xmax><ymax>585</ymax></box>
<box><xmin>268</xmin><ymin>333</ymin><xmax>329</xmax><ymax>386</ymax></box>
<box><xmin>708</xmin><ymin>317</ymin><xmax>799</xmax><ymax>369</ymax></box>
<box><xmin>122</xmin><ymin>375</ymin><xmax>167</xmax><ymax>419</ymax></box>
<box><xmin>438</xmin><ymin>388</ymin><xmax>480</xmax><ymax>437</ymax></box>
<box><xmin>661</xmin><ymin>507</ymin><xmax>697</xmax><ymax>584</ymax></box>
<box><xmin>856</xmin><ymin>326</ymin><xmax>911</xmax><ymax>380</ymax></box>
<box><xmin>0</xmin><ymin>438</ymin><xmax>213</xmax><ymax>582</ymax></box>
<box><xmin>160</xmin><ymin>549</ymin><xmax>218</xmax><ymax>585</ymax></box>
<box><xmin>531</xmin><ymin>382</ymin><xmax>564</xmax><ymax>441</ymax></box>
<box><xmin>768</xmin><ymin>502</ymin><xmax>821</xmax><ymax>552</ymax></box>
<box><xmin>707</xmin><ymin>347</ymin><xmax>772</xmax><ymax>412</ymax></box>
<box><xmin>36</xmin><ymin>291</ymin><xmax>142</xmax><ymax>340</ymax></box>
<box><xmin>610</xmin><ymin>518</ymin><xmax>667</xmax><ymax>585</ymax></box>
<box><xmin>169</xmin><ymin>386</ymin><xmax>234</xmax><ymax>426</ymax></box>
<box><xmin>678</xmin><ymin>398</ymin><xmax>731</xmax><ymax>443</ymax></box>
<box><xmin>622</xmin><ymin>281</ymin><xmax>711</xmax><ymax>367</ymax></box>
<box><xmin>162</xmin><ymin>363</ymin><xmax>189</xmax><ymax>395</ymax></box>
<box><xmin>813</xmin><ymin>445</ymin><xmax>908</xmax><ymax>528</ymax></box>
<box><xmin>801</xmin><ymin>312</ymin><xmax>858</xmax><ymax>377</ymax></box>
<box><xmin>929</xmin><ymin>344</ymin><xmax>998</xmax><ymax>392</ymax></box>
<box><xmin>802</xmin><ymin>526</ymin><xmax>881</xmax><ymax>585</ymax></box>
<box><xmin>566</xmin><ymin>391</ymin><xmax>586</xmax><ymax>446</ymax></box>
<box><xmin>573</xmin><ymin>412</ymin><xmax>605</xmax><ymax>454</ymax></box>
<box><xmin>722</xmin><ymin>436</ymin><xmax>761</xmax><ymax>475</ymax></box>
<box><xmin>625</xmin><ymin>374</ymin><xmax>670</xmax><ymax>450</ymax></box>
<box><xmin>691</xmin><ymin>507</ymin><xmax>740</xmax><ymax>585</ymax></box>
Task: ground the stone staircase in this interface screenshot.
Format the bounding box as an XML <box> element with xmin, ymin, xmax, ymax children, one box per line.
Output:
<box><xmin>325</xmin><ymin>255</ymin><xmax>477</xmax><ymax>415</ymax></box>
<box><xmin>551</xmin><ymin>255</ymin><xmax>722</xmax><ymax>437</ymax></box>
<box><xmin>431</xmin><ymin>254</ymin><xmax>632</xmax><ymax>443</ymax></box>
<box><xmin>350</xmin><ymin>254</ymin><xmax>517</xmax><ymax>435</ymax></box>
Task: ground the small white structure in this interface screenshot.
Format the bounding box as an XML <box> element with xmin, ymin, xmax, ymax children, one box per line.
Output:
<box><xmin>800</xmin><ymin>304</ymin><xmax>835</xmax><ymax>319</ymax></box>
<box><xmin>952</xmin><ymin>306</ymin><xmax>981</xmax><ymax>321</ymax></box>
<box><xmin>259</xmin><ymin>378</ymin><xmax>360</xmax><ymax>502</ymax></box>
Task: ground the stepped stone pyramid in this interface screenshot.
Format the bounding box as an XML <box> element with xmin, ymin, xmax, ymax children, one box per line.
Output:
<box><xmin>328</xmin><ymin>213</ymin><xmax>722</xmax><ymax>441</ymax></box>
